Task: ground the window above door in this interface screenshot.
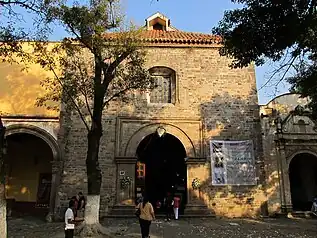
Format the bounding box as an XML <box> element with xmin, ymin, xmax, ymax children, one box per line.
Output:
<box><xmin>147</xmin><ymin>66</ymin><xmax>177</xmax><ymax>105</ymax></box>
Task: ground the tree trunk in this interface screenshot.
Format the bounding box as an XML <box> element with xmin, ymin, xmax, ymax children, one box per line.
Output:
<box><xmin>86</xmin><ymin>128</ymin><xmax>102</xmax><ymax>196</ymax></box>
<box><xmin>77</xmin><ymin>117</ymin><xmax>107</xmax><ymax>236</ymax></box>
<box><xmin>77</xmin><ymin>67</ymin><xmax>112</xmax><ymax>236</ymax></box>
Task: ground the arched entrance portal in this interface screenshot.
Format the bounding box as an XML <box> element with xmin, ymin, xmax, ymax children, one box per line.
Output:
<box><xmin>5</xmin><ymin>133</ymin><xmax>53</xmax><ymax>216</ymax></box>
<box><xmin>136</xmin><ymin>132</ymin><xmax>187</xmax><ymax>213</ymax></box>
<box><xmin>289</xmin><ymin>153</ymin><xmax>317</xmax><ymax>211</ymax></box>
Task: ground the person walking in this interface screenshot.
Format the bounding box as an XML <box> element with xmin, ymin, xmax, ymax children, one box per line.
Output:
<box><xmin>136</xmin><ymin>195</ymin><xmax>155</xmax><ymax>238</ymax></box>
<box><xmin>173</xmin><ymin>195</ymin><xmax>181</xmax><ymax>220</ymax></box>
<box><xmin>64</xmin><ymin>200</ymin><xmax>76</xmax><ymax>238</ymax></box>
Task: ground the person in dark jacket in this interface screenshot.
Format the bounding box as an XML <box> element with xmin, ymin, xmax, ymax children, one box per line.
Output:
<box><xmin>164</xmin><ymin>192</ymin><xmax>174</xmax><ymax>221</ymax></box>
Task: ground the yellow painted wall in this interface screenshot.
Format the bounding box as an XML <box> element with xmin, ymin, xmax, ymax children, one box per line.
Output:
<box><xmin>0</xmin><ymin>42</ymin><xmax>61</xmax><ymax>117</ymax></box>
<box><xmin>5</xmin><ymin>134</ymin><xmax>53</xmax><ymax>202</ymax></box>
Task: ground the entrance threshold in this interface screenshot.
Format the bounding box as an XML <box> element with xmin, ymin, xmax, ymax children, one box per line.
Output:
<box><xmin>103</xmin><ymin>213</ymin><xmax>216</xmax><ymax>218</ymax></box>
<box><xmin>275</xmin><ymin>211</ymin><xmax>316</xmax><ymax>219</ymax></box>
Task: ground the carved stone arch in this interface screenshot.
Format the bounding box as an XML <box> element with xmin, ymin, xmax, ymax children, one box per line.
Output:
<box><xmin>287</xmin><ymin>150</ymin><xmax>317</xmax><ymax>171</ymax></box>
<box><xmin>5</xmin><ymin>124</ymin><xmax>61</xmax><ymax>161</ymax></box>
<box><xmin>124</xmin><ymin>123</ymin><xmax>196</xmax><ymax>158</ymax></box>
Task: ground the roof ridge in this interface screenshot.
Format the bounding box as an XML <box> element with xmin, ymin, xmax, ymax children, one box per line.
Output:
<box><xmin>144</xmin><ymin>29</ymin><xmax>214</xmax><ymax>35</ymax></box>
<box><xmin>103</xmin><ymin>29</ymin><xmax>222</xmax><ymax>45</ymax></box>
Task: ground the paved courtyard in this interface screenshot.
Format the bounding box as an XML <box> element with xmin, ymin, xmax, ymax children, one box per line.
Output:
<box><xmin>7</xmin><ymin>216</ymin><xmax>317</xmax><ymax>238</ymax></box>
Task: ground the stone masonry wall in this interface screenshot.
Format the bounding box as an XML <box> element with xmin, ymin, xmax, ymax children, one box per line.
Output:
<box><xmin>57</xmin><ymin>45</ymin><xmax>265</xmax><ymax>218</ymax></box>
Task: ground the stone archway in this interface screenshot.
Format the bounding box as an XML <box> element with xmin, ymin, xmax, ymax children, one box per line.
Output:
<box><xmin>135</xmin><ymin>132</ymin><xmax>188</xmax><ymax>214</ymax></box>
<box><xmin>124</xmin><ymin>123</ymin><xmax>196</xmax><ymax>158</ymax></box>
<box><xmin>288</xmin><ymin>152</ymin><xmax>317</xmax><ymax>211</ymax></box>
<box><xmin>4</xmin><ymin>124</ymin><xmax>61</xmax><ymax>219</ymax></box>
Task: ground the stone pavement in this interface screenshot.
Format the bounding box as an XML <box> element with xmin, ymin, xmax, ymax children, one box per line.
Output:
<box><xmin>7</xmin><ymin>216</ymin><xmax>317</xmax><ymax>238</ymax></box>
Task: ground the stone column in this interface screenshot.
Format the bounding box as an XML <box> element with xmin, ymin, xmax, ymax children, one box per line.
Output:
<box><xmin>114</xmin><ymin>157</ymin><xmax>137</xmax><ymax>205</ymax></box>
<box><xmin>46</xmin><ymin>160</ymin><xmax>61</xmax><ymax>222</ymax></box>
<box><xmin>276</xmin><ymin>140</ymin><xmax>292</xmax><ymax>212</ymax></box>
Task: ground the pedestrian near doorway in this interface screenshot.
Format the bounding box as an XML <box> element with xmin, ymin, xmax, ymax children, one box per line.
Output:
<box><xmin>164</xmin><ymin>192</ymin><xmax>174</xmax><ymax>221</ymax></box>
<box><xmin>311</xmin><ymin>195</ymin><xmax>317</xmax><ymax>216</ymax></box>
<box><xmin>70</xmin><ymin>196</ymin><xmax>78</xmax><ymax>218</ymax></box>
<box><xmin>64</xmin><ymin>200</ymin><xmax>75</xmax><ymax>238</ymax></box>
<box><xmin>76</xmin><ymin>192</ymin><xmax>86</xmax><ymax>218</ymax></box>
<box><xmin>173</xmin><ymin>195</ymin><xmax>181</xmax><ymax>220</ymax></box>
<box><xmin>136</xmin><ymin>195</ymin><xmax>155</xmax><ymax>238</ymax></box>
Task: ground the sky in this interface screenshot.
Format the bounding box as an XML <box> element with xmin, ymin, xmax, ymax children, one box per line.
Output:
<box><xmin>38</xmin><ymin>0</ymin><xmax>291</xmax><ymax>104</ymax></box>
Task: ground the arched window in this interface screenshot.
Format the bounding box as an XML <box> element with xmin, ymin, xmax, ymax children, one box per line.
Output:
<box><xmin>148</xmin><ymin>66</ymin><xmax>176</xmax><ymax>104</ymax></box>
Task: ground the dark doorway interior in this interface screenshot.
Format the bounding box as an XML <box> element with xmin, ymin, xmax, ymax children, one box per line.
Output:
<box><xmin>5</xmin><ymin>133</ymin><xmax>53</xmax><ymax>217</ymax></box>
<box><xmin>136</xmin><ymin>132</ymin><xmax>187</xmax><ymax>214</ymax></box>
<box><xmin>289</xmin><ymin>153</ymin><xmax>317</xmax><ymax>211</ymax></box>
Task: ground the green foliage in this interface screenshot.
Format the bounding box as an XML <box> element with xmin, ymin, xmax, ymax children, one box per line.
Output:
<box><xmin>213</xmin><ymin>0</ymin><xmax>317</xmax><ymax>118</ymax></box>
<box><xmin>34</xmin><ymin>1</ymin><xmax>152</xmax><ymax>127</ymax></box>
<box><xmin>0</xmin><ymin>0</ymin><xmax>61</xmax><ymax>62</ymax></box>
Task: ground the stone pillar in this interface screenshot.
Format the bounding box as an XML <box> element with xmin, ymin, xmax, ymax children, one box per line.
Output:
<box><xmin>115</xmin><ymin>157</ymin><xmax>137</xmax><ymax>205</ymax></box>
<box><xmin>46</xmin><ymin>160</ymin><xmax>61</xmax><ymax>222</ymax></box>
<box><xmin>276</xmin><ymin>141</ymin><xmax>292</xmax><ymax>212</ymax></box>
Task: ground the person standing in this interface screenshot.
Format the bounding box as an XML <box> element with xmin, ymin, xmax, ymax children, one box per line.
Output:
<box><xmin>164</xmin><ymin>192</ymin><xmax>174</xmax><ymax>222</ymax></box>
<box><xmin>173</xmin><ymin>195</ymin><xmax>181</xmax><ymax>220</ymax></box>
<box><xmin>70</xmin><ymin>196</ymin><xmax>78</xmax><ymax>218</ymax></box>
<box><xmin>136</xmin><ymin>195</ymin><xmax>155</xmax><ymax>238</ymax></box>
<box><xmin>64</xmin><ymin>200</ymin><xmax>75</xmax><ymax>238</ymax></box>
<box><xmin>76</xmin><ymin>192</ymin><xmax>86</xmax><ymax>218</ymax></box>
<box><xmin>311</xmin><ymin>195</ymin><xmax>317</xmax><ymax>216</ymax></box>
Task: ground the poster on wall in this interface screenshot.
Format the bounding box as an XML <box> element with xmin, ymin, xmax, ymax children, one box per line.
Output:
<box><xmin>210</xmin><ymin>140</ymin><xmax>256</xmax><ymax>186</ymax></box>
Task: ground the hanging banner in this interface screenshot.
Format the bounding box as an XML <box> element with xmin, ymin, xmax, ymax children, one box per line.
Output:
<box><xmin>210</xmin><ymin>140</ymin><xmax>256</xmax><ymax>186</ymax></box>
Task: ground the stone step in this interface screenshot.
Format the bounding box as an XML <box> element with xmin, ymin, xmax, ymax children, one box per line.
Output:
<box><xmin>103</xmin><ymin>214</ymin><xmax>216</xmax><ymax>218</ymax></box>
<box><xmin>274</xmin><ymin>211</ymin><xmax>317</xmax><ymax>219</ymax></box>
<box><xmin>108</xmin><ymin>204</ymin><xmax>215</xmax><ymax>218</ymax></box>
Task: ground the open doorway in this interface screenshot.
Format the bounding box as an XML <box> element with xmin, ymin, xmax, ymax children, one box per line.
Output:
<box><xmin>135</xmin><ymin>132</ymin><xmax>187</xmax><ymax>214</ymax></box>
<box><xmin>4</xmin><ymin>133</ymin><xmax>53</xmax><ymax>217</ymax></box>
<box><xmin>289</xmin><ymin>153</ymin><xmax>317</xmax><ymax>211</ymax></box>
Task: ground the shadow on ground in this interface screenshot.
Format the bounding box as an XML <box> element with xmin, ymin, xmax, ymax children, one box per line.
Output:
<box><xmin>7</xmin><ymin>217</ymin><xmax>317</xmax><ymax>238</ymax></box>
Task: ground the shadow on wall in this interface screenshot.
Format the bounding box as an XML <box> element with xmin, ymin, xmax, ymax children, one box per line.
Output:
<box><xmin>0</xmin><ymin>62</ymin><xmax>58</xmax><ymax>117</ymax></box>
<box><xmin>184</xmin><ymin>92</ymin><xmax>280</xmax><ymax>218</ymax></box>
<box><xmin>56</xmin><ymin>87</ymin><xmax>280</xmax><ymax>219</ymax></box>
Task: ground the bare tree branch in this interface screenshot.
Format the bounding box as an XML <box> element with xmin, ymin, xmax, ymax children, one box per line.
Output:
<box><xmin>40</xmin><ymin>51</ymin><xmax>90</xmax><ymax>131</ymax></box>
<box><xmin>258</xmin><ymin>48</ymin><xmax>300</xmax><ymax>91</ymax></box>
<box><xmin>73</xmin><ymin>61</ymin><xmax>94</xmax><ymax>119</ymax></box>
<box><xmin>103</xmin><ymin>50</ymin><xmax>130</xmax><ymax>87</ymax></box>
<box><xmin>0</xmin><ymin>0</ymin><xmax>42</xmax><ymax>14</ymax></box>
<box><xmin>102</xmin><ymin>83</ymin><xmax>141</xmax><ymax>108</ymax></box>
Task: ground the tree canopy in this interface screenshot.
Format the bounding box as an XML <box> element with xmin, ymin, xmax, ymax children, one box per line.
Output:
<box><xmin>0</xmin><ymin>0</ymin><xmax>57</xmax><ymax>60</ymax></box>
<box><xmin>213</xmin><ymin>0</ymin><xmax>317</xmax><ymax>118</ymax></box>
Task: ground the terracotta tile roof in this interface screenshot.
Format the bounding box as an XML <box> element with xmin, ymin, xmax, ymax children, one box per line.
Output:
<box><xmin>104</xmin><ymin>30</ymin><xmax>222</xmax><ymax>45</ymax></box>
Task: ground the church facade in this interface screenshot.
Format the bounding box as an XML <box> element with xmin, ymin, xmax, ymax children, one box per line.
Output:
<box><xmin>3</xmin><ymin>13</ymin><xmax>316</xmax><ymax>219</ymax></box>
<box><xmin>55</xmin><ymin>13</ymin><xmax>264</xmax><ymax>218</ymax></box>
